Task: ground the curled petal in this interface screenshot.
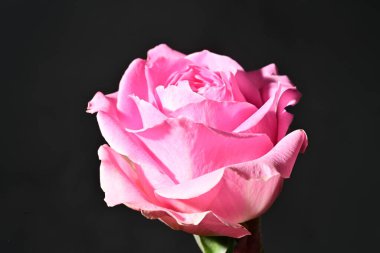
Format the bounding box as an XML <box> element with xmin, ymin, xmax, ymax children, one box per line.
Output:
<box><xmin>118</xmin><ymin>59</ymin><xmax>150</xmax><ymax>107</ymax></box>
<box><xmin>234</xmin><ymin>81</ymin><xmax>301</xmax><ymax>143</ymax></box>
<box><xmin>87</xmin><ymin>91</ymin><xmax>134</xmax><ymax>129</ymax></box>
<box><xmin>233</xmin><ymin>85</ymin><xmax>281</xmax><ymax>142</ymax></box>
<box><xmin>236</xmin><ymin>63</ymin><xmax>294</xmax><ymax>107</ymax></box>
<box><xmin>256</xmin><ymin>64</ymin><xmax>295</xmax><ymax>103</ymax></box>
<box><xmin>87</xmin><ymin>91</ymin><xmax>168</xmax><ymax>133</ymax></box>
<box><xmin>260</xmin><ymin>129</ymin><xmax>308</xmax><ymax>177</ymax></box>
<box><xmin>87</xmin><ymin>91</ymin><xmax>118</xmax><ymax>114</ymax></box>
<box><xmin>154</xmin><ymin>130</ymin><xmax>308</xmax><ymax>224</ymax></box>
<box><xmin>147</xmin><ymin>44</ymin><xmax>185</xmax><ymax>63</ymax></box>
<box><xmin>125</xmin><ymin>95</ymin><xmax>167</xmax><ymax>131</ymax></box>
<box><xmin>186</xmin><ymin>50</ymin><xmax>243</xmax><ymax>74</ymax></box>
<box><xmin>276</xmin><ymin>88</ymin><xmax>301</xmax><ymax>141</ymax></box>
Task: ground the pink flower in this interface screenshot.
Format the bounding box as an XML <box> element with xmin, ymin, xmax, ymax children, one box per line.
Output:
<box><xmin>87</xmin><ymin>44</ymin><xmax>308</xmax><ymax>238</ymax></box>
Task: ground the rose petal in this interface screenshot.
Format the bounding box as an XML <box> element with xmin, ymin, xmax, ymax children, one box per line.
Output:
<box><xmin>143</xmin><ymin>209</ymin><xmax>250</xmax><ymax>238</ymax></box>
<box><xmin>89</xmin><ymin>90</ymin><xmax>178</xmax><ymax>190</ymax></box>
<box><xmin>96</xmin><ymin>111</ymin><xmax>177</xmax><ymax>189</ymax></box>
<box><xmin>87</xmin><ymin>91</ymin><xmax>133</xmax><ymax>128</ymax></box>
<box><xmin>233</xmin><ymin>80</ymin><xmax>300</xmax><ymax>143</ymax></box>
<box><xmin>236</xmin><ymin>63</ymin><xmax>294</xmax><ymax>107</ymax></box>
<box><xmin>117</xmin><ymin>58</ymin><xmax>151</xmax><ymax>107</ymax></box>
<box><xmin>145</xmin><ymin>45</ymin><xmax>191</xmax><ymax>100</ymax></box>
<box><xmin>257</xmin><ymin>64</ymin><xmax>295</xmax><ymax>103</ymax></box>
<box><xmin>87</xmin><ymin>91</ymin><xmax>118</xmax><ymax>114</ymax></box>
<box><xmin>168</xmin><ymin>99</ymin><xmax>257</xmax><ymax>132</ymax></box>
<box><xmin>154</xmin><ymin>130</ymin><xmax>308</xmax><ymax>224</ymax></box>
<box><xmin>233</xmin><ymin>85</ymin><xmax>281</xmax><ymax>142</ymax></box>
<box><xmin>261</xmin><ymin>129</ymin><xmax>308</xmax><ymax>177</ymax></box>
<box><xmin>147</xmin><ymin>44</ymin><xmax>185</xmax><ymax>63</ymax></box>
<box><xmin>156</xmin><ymin>81</ymin><xmax>205</xmax><ymax>111</ymax></box>
<box><xmin>221</xmin><ymin>71</ymin><xmax>246</xmax><ymax>102</ymax></box>
<box><xmin>99</xmin><ymin>144</ymin><xmax>158</xmax><ymax>207</ymax></box>
<box><xmin>155</xmin><ymin>164</ymin><xmax>282</xmax><ymax>225</ymax></box>
<box><xmin>133</xmin><ymin>118</ymin><xmax>273</xmax><ymax>182</ymax></box>
<box><xmin>276</xmin><ymin>88</ymin><xmax>302</xmax><ymax>141</ymax></box>
<box><xmin>88</xmin><ymin>91</ymin><xmax>167</xmax><ymax>133</ymax></box>
<box><xmin>186</xmin><ymin>50</ymin><xmax>244</xmax><ymax>74</ymax></box>
<box><xmin>99</xmin><ymin>144</ymin><xmax>250</xmax><ymax>238</ymax></box>
<box><xmin>235</xmin><ymin>70</ymin><xmax>263</xmax><ymax>107</ymax></box>
<box><xmin>155</xmin><ymin>169</ymin><xmax>225</xmax><ymax>201</ymax></box>
<box><xmin>125</xmin><ymin>95</ymin><xmax>167</xmax><ymax>131</ymax></box>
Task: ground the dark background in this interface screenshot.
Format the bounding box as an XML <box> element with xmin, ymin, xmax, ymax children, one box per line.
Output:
<box><xmin>2</xmin><ymin>0</ymin><xmax>379</xmax><ymax>252</ymax></box>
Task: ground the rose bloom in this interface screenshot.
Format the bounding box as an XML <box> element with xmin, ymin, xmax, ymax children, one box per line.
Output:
<box><xmin>87</xmin><ymin>44</ymin><xmax>307</xmax><ymax>238</ymax></box>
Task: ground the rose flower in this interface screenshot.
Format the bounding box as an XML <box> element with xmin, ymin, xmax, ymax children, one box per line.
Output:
<box><xmin>87</xmin><ymin>44</ymin><xmax>308</xmax><ymax>238</ymax></box>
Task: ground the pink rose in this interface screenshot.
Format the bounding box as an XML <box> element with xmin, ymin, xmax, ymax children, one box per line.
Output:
<box><xmin>87</xmin><ymin>44</ymin><xmax>307</xmax><ymax>238</ymax></box>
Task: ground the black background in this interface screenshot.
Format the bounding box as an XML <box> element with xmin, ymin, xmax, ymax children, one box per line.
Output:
<box><xmin>2</xmin><ymin>0</ymin><xmax>380</xmax><ymax>252</ymax></box>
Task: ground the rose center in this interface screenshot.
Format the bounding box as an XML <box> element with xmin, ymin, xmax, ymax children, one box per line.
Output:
<box><xmin>166</xmin><ymin>65</ymin><xmax>226</xmax><ymax>96</ymax></box>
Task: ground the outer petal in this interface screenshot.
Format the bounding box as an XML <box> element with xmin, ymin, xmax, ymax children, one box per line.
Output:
<box><xmin>145</xmin><ymin>44</ymin><xmax>192</xmax><ymax>102</ymax></box>
<box><xmin>87</xmin><ymin>91</ymin><xmax>118</xmax><ymax>114</ymax></box>
<box><xmin>143</xmin><ymin>210</ymin><xmax>250</xmax><ymax>238</ymax></box>
<box><xmin>257</xmin><ymin>64</ymin><xmax>295</xmax><ymax>103</ymax></box>
<box><xmin>133</xmin><ymin>118</ymin><xmax>273</xmax><ymax>183</ymax></box>
<box><xmin>88</xmin><ymin>93</ymin><xmax>176</xmax><ymax>189</ymax></box>
<box><xmin>235</xmin><ymin>64</ymin><xmax>293</xmax><ymax>107</ymax></box>
<box><xmin>233</xmin><ymin>84</ymin><xmax>281</xmax><ymax>142</ymax></box>
<box><xmin>238</xmin><ymin>63</ymin><xmax>302</xmax><ymax>141</ymax></box>
<box><xmin>87</xmin><ymin>91</ymin><xmax>132</xmax><ymax>129</ymax></box>
<box><xmin>233</xmin><ymin>80</ymin><xmax>300</xmax><ymax>143</ymax></box>
<box><xmin>124</xmin><ymin>95</ymin><xmax>167</xmax><ymax>132</ymax></box>
<box><xmin>87</xmin><ymin>91</ymin><xmax>168</xmax><ymax>133</ymax></box>
<box><xmin>276</xmin><ymin>88</ymin><xmax>301</xmax><ymax>141</ymax></box>
<box><xmin>117</xmin><ymin>58</ymin><xmax>150</xmax><ymax>108</ymax></box>
<box><xmin>154</xmin><ymin>130</ymin><xmax>308</xmax><ymax>224</ymax></box>
<box><xmin>99</xmin><ymin>144</ymin><xmax>250</xmax><ymax>238</ymax></box>
<box><xmin>147</xmin><ymin>44</ymin><xmax>185</xmax><ymax>63</ymax></box>
<box><xmin>186</xmin><ymin>50</ymin><xmax>244</xmax><ymax>74</ymax></box>
<box><xmin>96</xmin><ymin>111</ymin><xmax>177</xmax><ymax>189</ymax></box>
<box><xmin>99</xmin><ymin>144</ymin><xmax>156</xmax><ymax>207</ymax></box>
<box><xmin>117</xmin><ymin>49</ymin><xmax>188</xmax><ymax>107</ymax></box>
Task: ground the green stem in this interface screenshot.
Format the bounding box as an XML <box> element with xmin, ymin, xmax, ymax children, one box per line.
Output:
<box><xmin>194</xmin><ymin>234</ymin><xmax>235</xmax><ymax>253</ymax></box>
